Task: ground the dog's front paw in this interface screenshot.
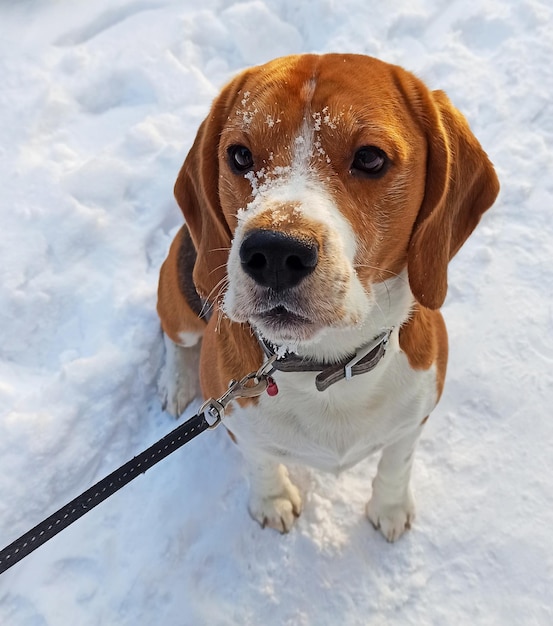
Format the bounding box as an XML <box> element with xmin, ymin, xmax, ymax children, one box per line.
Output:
<box><xmin>248</xmin><ymin>481</ymin><xmax>302</xmax><ymax>533</ymax></box>
<box><xmin>159</xmin><ymin>335</ymin><xmax>201</xmax><ymax>418</ymax></box>
<box><xmin>366</xmin><ymin>489</ymin><xmax>415</xmax><ymax>542</ymax></box>
<box><xmin>159</xmin><ymin>363</ymin><xmax>199</xmax><ymax>418</ymax></box>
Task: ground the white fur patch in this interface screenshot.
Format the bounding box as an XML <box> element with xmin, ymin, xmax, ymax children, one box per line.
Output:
<box><xmin>177</xmin><ymin>331</ymin><xmax>202</xmax><ymax>347</ymax></box>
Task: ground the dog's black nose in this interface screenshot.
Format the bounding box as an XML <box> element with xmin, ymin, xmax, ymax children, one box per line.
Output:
<box><xmin>239</xmin><ymin>229</ymin><xmax>318</xmax><ymax>291</ymax></box>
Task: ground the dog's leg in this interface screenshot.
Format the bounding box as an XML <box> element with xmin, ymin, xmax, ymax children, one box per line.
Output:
<box><xmin>159</xmin><ymin>333</ymin><xmax>202</xmax><ymax>417</ymax></box>
<box><xmin>157</xmin><ymin>225</ymin><xmax>207</xmax><ymax>417</ymax></box>
<box><xmin>243</xmin><ymin>452</ymin><xmax>302</xmax><ymax>533</ymax></box>
<box><xmin>366</xmin><ymin>427</ymin><xmax>421</xmax><ymax>542</ymax></box>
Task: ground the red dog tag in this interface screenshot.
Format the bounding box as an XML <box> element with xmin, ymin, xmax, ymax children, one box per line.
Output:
<box><xmin>266</xmin><ymin>376</ymin><xmax>279</xmax><ymax>396</ymax></box>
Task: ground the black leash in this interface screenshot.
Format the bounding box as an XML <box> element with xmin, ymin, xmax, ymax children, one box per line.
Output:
<box><xmin>0</xmin><ymin>412</ymin><xmax>210</xmax><ymax>575</ymax></box>
<box><xmin>0</xmin><ymin>357</ymin><xmax>276</xmax><ymax>575</ymax></box>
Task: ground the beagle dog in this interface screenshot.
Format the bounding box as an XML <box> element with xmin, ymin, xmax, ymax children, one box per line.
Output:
<box><xmin>157</xmin><ymin>54</ymin><xmax>499</xmax><ymax>541</ymax></box>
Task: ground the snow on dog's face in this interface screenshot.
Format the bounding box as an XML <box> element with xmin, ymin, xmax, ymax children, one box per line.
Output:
<box><xmin>174</xmin><ymin>54</ymin><xmax>498</xmax><ymax>347</ymax></box>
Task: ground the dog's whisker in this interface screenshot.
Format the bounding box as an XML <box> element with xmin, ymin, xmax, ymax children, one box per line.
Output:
<box><xmin>381</xmin><ymin>279</ymin><xmax>392</xmax><ymax>316</ymax></box>
<box><xmin>354</xmin><ymin>263</ymin><xmax>408</xmax><ymax>285</ymax></box>
<box><xmin>199</xmin><ymin>276</ymin><xmax>229</xmax><ymax>318</ymax></box>
<box><xmin>215</xmin><ymin>308</ymin><xmax>224</xmax><ymax>333</ymax></box>
<box><xmin>208</xmin><ymin>262</ymin><xmax>229</xmax><ymax>276</ymax></box>
<box><xmin>373</xmin><ymin>299</ymin><xmax>389</xmax><ymax>327</ymax></box>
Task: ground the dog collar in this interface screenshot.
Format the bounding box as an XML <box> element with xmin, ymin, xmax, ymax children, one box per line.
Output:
<box><xmin>257</xmin><ymin>328</ymin><xmax>394</xmax><ymax>392</ymax></box>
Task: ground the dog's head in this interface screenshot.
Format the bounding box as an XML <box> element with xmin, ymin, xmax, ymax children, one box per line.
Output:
<box><xmin>175</xmin><ymin>54</ymin><xmax>499</xmax><ymax>347</ymax></box>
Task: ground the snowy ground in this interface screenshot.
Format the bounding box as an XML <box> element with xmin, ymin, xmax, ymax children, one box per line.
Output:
<box><xmin>1</xmin><ymin>0</ymin><xmax>553</xmax><ymax>624</ymax></box>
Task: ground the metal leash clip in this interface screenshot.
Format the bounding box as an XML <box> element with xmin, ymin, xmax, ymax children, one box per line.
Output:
<box><xmin>200</xmin><ymin>354</ymin><xmax>278</xmax><ymax>429</ymax></box>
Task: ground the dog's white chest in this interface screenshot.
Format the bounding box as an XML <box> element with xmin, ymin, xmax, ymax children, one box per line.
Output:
<box><xmin>229</xmin><ymin>349</ymin><xmax>437</xmax><ymax>473</ymax></box>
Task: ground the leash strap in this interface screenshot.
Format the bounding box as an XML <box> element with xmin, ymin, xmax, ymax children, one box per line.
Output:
<box><xmin>0</xmin><ymin>411</ymin><xmax>209</xmax><ymax>575</ymax></box>
<box><xmin>0</xmin><ymin>355</ymin><xmax>277</xmax><ymax>576</ymax></box>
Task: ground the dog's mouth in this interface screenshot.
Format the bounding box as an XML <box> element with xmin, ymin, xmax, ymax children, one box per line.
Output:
<box><xmin>254</xmin><ymin>305</ymin><xmax>310</xmax><ymax>326</ymax></box>
<box><xmin>251</xmin><ymin>305</ymin><xmax>318</xmax><ymax>341</ymax></box>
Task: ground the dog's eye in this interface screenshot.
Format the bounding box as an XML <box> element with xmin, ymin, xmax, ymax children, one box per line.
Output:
<box><xmin>351</xmin><ymin>146</ymin><xmax>388</xmax><ymax>177</ymax></box>
<box><xmin>227</xmin><ymin>145</ymin><xmax>254</xmax><ymax>173</ymax></box>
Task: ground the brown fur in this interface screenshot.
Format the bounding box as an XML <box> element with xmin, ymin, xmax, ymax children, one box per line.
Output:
<box><xmin>200</xmin><ymin>316</ymin><xmax>264</xmax><ymax>405</ymax></box>
<box><xmin>157</xmin><ymin>225</ymin><xmax>207</xmax><ymax>345</ymax></box>
<box><xmin>399</xmin><ymin>305</ymin><xmax>449</xmax><ymax>399</ymax></box>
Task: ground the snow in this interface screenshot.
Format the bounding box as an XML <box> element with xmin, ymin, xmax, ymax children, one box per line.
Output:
<box><xmin>1</xmin><ymin>0</ymin><xmax>553</xmax><ymax>623</ymax></box>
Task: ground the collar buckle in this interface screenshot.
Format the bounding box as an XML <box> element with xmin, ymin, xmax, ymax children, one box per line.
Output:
<box><xmin>344</xmin><ymin>329</ymin><xmax>392</xmax><ymax>381</ymax></box>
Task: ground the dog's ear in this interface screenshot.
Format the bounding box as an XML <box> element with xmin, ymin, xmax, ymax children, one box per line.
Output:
<box><xmin>407</xmin><ymin>88</ymin><xmax>500</xmax><ymax>310</ymax></box>
<box><xmin>174</xmin><ymin>71</ymin><xmax>250</xmax><ymax>301</ymax></box>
